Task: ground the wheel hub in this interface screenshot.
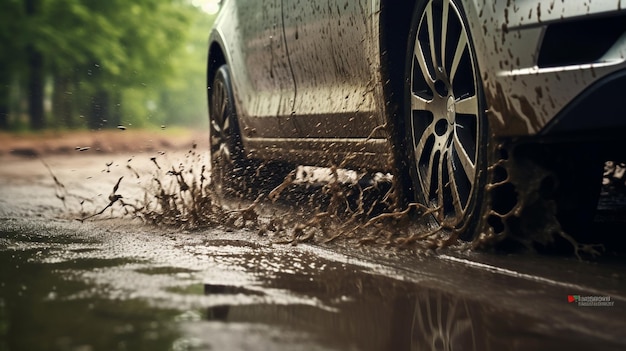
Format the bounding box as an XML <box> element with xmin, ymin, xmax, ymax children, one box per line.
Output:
<box><xmin>446</xmin><ymin>95</ymin><xmax>455</xmax><ymax>121</ymax></box>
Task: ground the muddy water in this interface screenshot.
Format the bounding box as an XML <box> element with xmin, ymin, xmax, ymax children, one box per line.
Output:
<box><xmin>1</xmin><ymin>217</ymin><xmax>625</xmax><ymax>351</ymax></box>
<box><xmin>1</xmin><ymin>153</ymin><xmax>626</xmax><ymax>350</ymax></box>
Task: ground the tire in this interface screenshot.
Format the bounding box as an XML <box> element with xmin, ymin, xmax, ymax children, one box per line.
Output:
<box><xmin>403</xmin><ymin>0</ymin><xmax>488</xmax><ymax>236</ymax></box>
<box><xmin>209</xmin><ymin>65</ymin><xmax>294</xmax><ymax>199</ymax></box>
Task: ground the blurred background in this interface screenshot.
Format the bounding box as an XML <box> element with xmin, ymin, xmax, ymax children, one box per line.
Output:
<box><xmin>0</xmin><ymin>0</ymin><xmax>219</xmax><ymax>133</ymax></box>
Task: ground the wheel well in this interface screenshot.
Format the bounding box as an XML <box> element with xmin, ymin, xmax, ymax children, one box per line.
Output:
<box><xmin>207</xmin><ymin>42</ymin><xmax>226</xmax><ymax>101</ymax></box>
<box><xmin>380</xmin><ymin>0</ymin><xmax>418</xmax><ymax>118</ymax></box>
<box><xmin>379</xmin><ymin>1</ymin><xmax>419</xmax><ymax>204</ymax></box>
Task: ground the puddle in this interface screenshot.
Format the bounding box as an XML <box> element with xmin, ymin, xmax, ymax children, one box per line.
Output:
<box><xmin>0</xmin><ymin>248</ymin><xmax>182</xmax><ymax>351</ymax></box>
<box><xmin>135</xmin><ymin>266</ymin><xmax>198</xmax><ymax>275</ymax></box>
<box><xmin>1</xmin><ymin>221</ymin><xmax>624</xmax><ymax>351</ymax></box>
<box><xmin>0</xmin><ymin>230</ymin><xmax>96</xmax><ymax>245</ymax></box>
<box><xmin>69</xmin><ymin>247</ymin><xmax>101</xmax><ymax>254</ymax></box>
<box><xmin>179</xmin><ymin>279</ymin><xmax>616</xmax><ymax>351</ymax></box>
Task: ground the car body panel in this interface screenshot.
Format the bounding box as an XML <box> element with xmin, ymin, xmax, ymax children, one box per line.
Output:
<box><xmin>210</xmin><ymin>0</ymin><xmax>297</xmax><ymax>139</ymax></box>
<box><xmin>465</xmin><ymin>0</ymin><xmax>626</xmax><ymax>136</ymax></box>
<box><xmin>281</xmin><ymin>0</ymin><xmax>384</xmax><ymax>139</ymax></box>
<box><xmin>208</xmin><ymin>0</ymin><xmax>626</xmax><ymax>169</ymax></box>
<box><xmin>238</xmin><ymin>0</ymin><xmax>392</xmax><ymax>169</ymax></box>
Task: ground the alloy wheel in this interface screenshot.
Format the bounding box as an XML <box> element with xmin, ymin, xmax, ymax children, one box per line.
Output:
<box><xmin>408</xmin><ymin>0</ymin><xmax>482</xmax><ymax>227</ymax></box>
<box><xmin>210</xmin><ymin>67</ymin><xmax>237</xmax><ymax>196</ymax></box>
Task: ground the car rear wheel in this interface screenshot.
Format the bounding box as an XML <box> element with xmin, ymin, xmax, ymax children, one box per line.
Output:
<box><xmin>209</xmin><ymin>65</ymin><xmax>293</xmax><ymax>199</ymax></box>
<box><xmin>404</xmin><ymin>0</ymin><xmax>487</xmax><ymax>234</ymax></box>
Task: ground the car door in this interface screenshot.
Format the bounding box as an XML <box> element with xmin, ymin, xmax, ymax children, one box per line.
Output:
<box><xmin>281</xmin><ymin>0</ymin><xmax>384</xmax><ymax>139</ymax></box>
<box><xmin>224</xmin><ymin>0</ymin><xmax>297</xmax><ymax>139</ymax></box>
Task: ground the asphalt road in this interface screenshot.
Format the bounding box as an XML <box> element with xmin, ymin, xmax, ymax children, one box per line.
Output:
<box><xmin>1</xmin><ymin>152</ymin><xmax>625</xmax><ymax>351</ymax></box>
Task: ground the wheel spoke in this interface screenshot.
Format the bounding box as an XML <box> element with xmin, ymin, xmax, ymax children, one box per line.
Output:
<box><xmin>455</xmin><ymin>94</ymin><xmax>477</xmax><ymax>115</ymax></box>
<box><xmin>211</xmin><ymin>119</ymin><xmax>219</xmax><ymax>133</ymax></box>
<box><xmin>414</xmin><ymin>39</ymin><xmax>436</xmax><ymax>90</ymax></box>
<box><xmin>222</xmin><ymin>114</ymin><xmax>230</xmax><ymax>134</ymax></box>
<box><xmin>449</xmin><ymin>33</ymin><xmax>467</xmax><ymax>83</ymax></box>
<box><xmin>411</xmin><ymin>93</ymin><xmax>431</xmax><ymax>111</ymax></box>
<box><xmin>426</xmin><ymin>3</ymin><xmax>438</xmax><ymax>74</ymax></box>
<box><xmin>452</xmin><ymin>131</ymin><xmax>475</xmax><ymax>181</ymax></box>
<box><xmin>219</xmin><ymin>99</ymin><xmax>227</xmax><ymax>126</ymax></box>
<box><xmin>415</xmin><ymin>120</ymin><xmax>435</xmax><ymax>156</ymax></box>
<box><xmin>424</xmin><ymin>148</ymin><xmax>438</xmax><ymax>201</ymax></box>
<box><xmin>441</xmin><ymin>0</ymin><xmax>450</xmax><ymax>73</ymax></box>
<box><xmin>213</xmin><ymin>84</ymin><xmax>227</xmax><ymax>132</ymax></box>
<box><xmin>220</xmin><ymin>143</ymin><xmax>231</xmax><ymax>160</ymax></box>
<box><xmin>447</xmin><ymin>152</ymin><xmax>464</xmax><ymax>215</ymax></box>
<box><xmin>415</xmin><ymin>123</ymin><xmax>436</xmax><ymax>197</ymax></box>
<box><xmin>437</xmin><ymin>148</ymin><xmax>444</xmax><ymax>211</ymax></box>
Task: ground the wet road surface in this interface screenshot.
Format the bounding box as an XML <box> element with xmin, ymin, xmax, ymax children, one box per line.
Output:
<box><xmin>1</xmin><ymin>153</ymin><xmax>626</xmax><ymax>350</ymax></box>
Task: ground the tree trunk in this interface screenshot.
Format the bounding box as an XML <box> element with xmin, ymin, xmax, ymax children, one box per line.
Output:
<box><xmin>73</xmin><ymin>69</ymin><xmax>88</xmax><ymax>128</ymax></box>
<box><xmin>89</xmin><ymin>90</ymin><xmax>109</xmax><ymax>129</ymax></box>
<box><xmin>0</xmin><ymin>68</ymin><xmax>9</xmax><ymax>130</ymax></box>
<box><xmin>110</xmin><ymin>90</ymin><xmax>122</xmax><ymax>127</ymax></box>
<box><xmin>26</xmin><ymin>46</ymin><xmax>45</xmax><ymax>130</ymax></box>
<box><xmin>52</xmin><ymin>74</ymin><xmax>74</xmax><ymax>128</ymax></box>
<box><xmin>25</xmin><ymin>0</ymin><xmax>44</xmax><ymax>130</ymax></box>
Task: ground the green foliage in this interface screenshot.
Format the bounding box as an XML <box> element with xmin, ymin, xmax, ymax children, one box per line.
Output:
<box><xmin>0</xmin><ymin>0</ymin><xmax>216</xmax><ymax>130</ymax></box>
<box><xmin>153</xmin><ymin>9</ymin><xmax>214</xmax><ymax>128</ymax></box>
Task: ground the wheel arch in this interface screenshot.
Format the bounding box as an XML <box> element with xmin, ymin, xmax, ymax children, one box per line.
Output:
<box><xmin>207</xmin><ymin>22</ymin><xmax>235</xmax><ymax>107</ymax></box>
<box><xmin>378</xmin><ymin>0</ymin><xmax>487</xmax><ymax>125</ymax></box>
<box><xmin>379</xmin><ymin>0</ymin><xmax>419</xmax><ymax>122</ymax></box>
<box><xmin>378</xmin><ymin>0</ymin><xmax>421</xmax><ymax>205</ymax></box>
<box><xmin>207</xmin><ymin>39</ymin><xmax>227</xmax><ymax>106</ymax></box>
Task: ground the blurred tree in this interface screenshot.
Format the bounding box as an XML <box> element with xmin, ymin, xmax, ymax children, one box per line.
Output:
<box><xmin>0</xmin><ymin>0</ymin><xmax>214</xmax><ymax>131</ymax></box>
<box><xmin>153</xmin><ymin>7</ymin><xmax>215</xmax><ymax>128</ymax></box>
<box><xmin>0</xmin><ymin>0</ymin><xmax>27</xmax><ymax>129</ymax></box>
<box><xmin>25</xmin><ymin>0</ymin><xmax>45</xmax><ymax>130</ymax></box>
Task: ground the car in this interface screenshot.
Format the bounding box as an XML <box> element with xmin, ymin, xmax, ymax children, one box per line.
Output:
<box><xmin>206</xmin><ymin>0</ymin><xmax>626</xmax><ymax>244</ymax></box>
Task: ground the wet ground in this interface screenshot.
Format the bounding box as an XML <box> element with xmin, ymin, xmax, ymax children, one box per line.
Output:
<box><xmin>1</xmin><ymin>152</ymin><xmax>626</xmax><ymax>350</ymax></box>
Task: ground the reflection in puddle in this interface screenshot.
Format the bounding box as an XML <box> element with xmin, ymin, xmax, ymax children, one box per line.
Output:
<box><xmin>193</xmin><ymin>275</ymin><xmax>614</xmax><ymax>351</ymax></box>
<box><xmin>206</xmin><ymin>305</ymin><xmax>231</xmax><ymax>321</ymax></box>
<box><xmin>204</xmin><ymin>283</ymin><xmax>264</xmax><ymax>296</ymax></box>
<box><xmin>411</xmin><ymin>290</ymin><xmax>477</xmax><ymax>350</ymax></box>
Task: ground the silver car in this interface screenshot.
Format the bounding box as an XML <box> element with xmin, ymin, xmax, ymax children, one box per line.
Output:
<box><xmin>207</xmin><ymin>0</ymin><xmax>626</xmax><ymax>242</ymax></box>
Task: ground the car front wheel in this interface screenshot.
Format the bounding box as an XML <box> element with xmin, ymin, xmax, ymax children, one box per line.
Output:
<box><xmin>404</xmin><ymin>0</ymin><xmax>488</xmax><ymax>235</ymax></box>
